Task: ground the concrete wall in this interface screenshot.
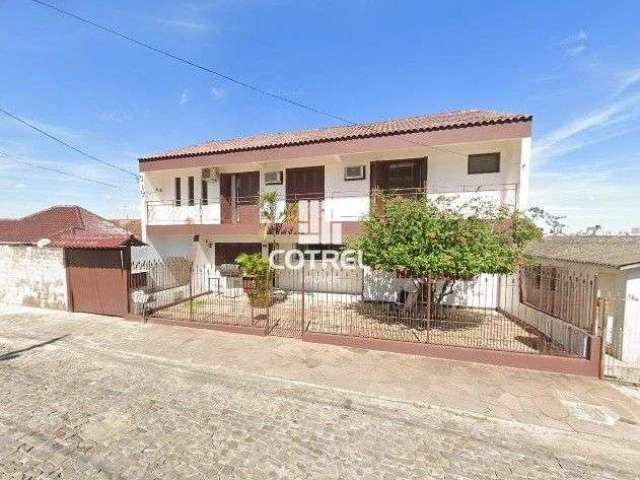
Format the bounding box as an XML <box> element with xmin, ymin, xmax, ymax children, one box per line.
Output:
<box><xmin>0</xmin><ymin>245</ymin><xmax>68</xmax><ymax>310</ymax></box>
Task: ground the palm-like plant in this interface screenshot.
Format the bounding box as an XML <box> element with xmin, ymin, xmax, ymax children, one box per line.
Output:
<box><xmin>259</xmin><ymin>191</ymin><xmax>298</xmax><ymax>258</ymax></box>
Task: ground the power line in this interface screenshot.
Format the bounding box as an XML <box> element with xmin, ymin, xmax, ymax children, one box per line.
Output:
<box><xmin>0</xmin><ymin>106</ymin><xmax>139</xmax><ymax>178</ymax></box>
<box><xmin>26</xmin><ymin>0</ymin><xmax>470</xmax><ymax>161</ymax></box>
<box><xmin>0</xmin><ymin>151</ymin><xmax>138</xmax><ymax>191</ymax></box>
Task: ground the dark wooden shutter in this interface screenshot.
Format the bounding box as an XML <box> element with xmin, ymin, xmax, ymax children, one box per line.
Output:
<box><xmin>174</xmin><ymin>177</ymin><xmax>181</xmax><ymax>206</ymax></box>
<box><xmin>285</xmin><ymin>166</ymin><xmax>325</xmax><ymax>200</ymax></box>
<box><xmin>201</xmin><ymin>180</ymin><xmax>208</xmax><ymax>205</ymax></box>
<box><xmin>220</xmin><ymin>174</ymin><xmax>232</xmax><ymax>223</ymax></box>
<box><xmin>236</xmin><ymin>171</ymin><xmax>260</xmax><ymax>204</ymax></box>
<box><xmin>188</xmin><ymin>176</ymin><xmax>195</xmax><ymax>206</ymax></box>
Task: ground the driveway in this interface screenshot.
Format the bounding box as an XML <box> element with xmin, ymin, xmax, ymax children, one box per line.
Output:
<box><xmin>1</xmin><ymin>306</ymin><xmax>639</xmax><ymax>479</ymax></box>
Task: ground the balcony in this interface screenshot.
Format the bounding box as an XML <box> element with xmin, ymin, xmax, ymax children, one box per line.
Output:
<box><xmin>145</xmin><ymin>183</ymin><xmax>518</xmax><ymax>237</ymax></box>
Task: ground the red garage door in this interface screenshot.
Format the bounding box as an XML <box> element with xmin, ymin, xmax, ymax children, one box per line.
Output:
<box><xmin>65</xmin><ymin>248</ymin><xmax>130</xmax><ymax>317</ymax></box>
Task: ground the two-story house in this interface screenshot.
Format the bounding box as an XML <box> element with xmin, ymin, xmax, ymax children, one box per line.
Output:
<box><xmin>138</xmin><ymin>110</ymin><xmax>532</xmax><ymax>267</ymax></box>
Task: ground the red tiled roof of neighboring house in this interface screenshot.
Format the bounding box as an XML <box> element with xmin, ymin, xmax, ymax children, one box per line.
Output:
<box><xmin>109</xmin><ymin>219</ymin><xmax>142</xmax><ymax>239</ymax></box>
<box><xmin>0</xmin><ymin>206</ymin><xmax>144</xmax><ymax>249</ymax></box>
<box><xmin>525</xmin><ymin>236</ymin><xmax>640</xmax><ymax>269</ymax></box>
<box><xmin>140</xmin><ymin>109</ymin><xmax>532</xmax><ymax>161</ymax></box>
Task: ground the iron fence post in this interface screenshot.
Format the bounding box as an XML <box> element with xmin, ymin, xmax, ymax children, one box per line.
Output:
<box><xmin>599</xmin><ymin>298</ymin><xmax>608</xmax><ymax>379</ymax></box>
<box><xmin>425</xmin><ymin>279</ymin><xmax>431</xmax><ymax>344</ymax></box>
<box><xmin>301</xmin><ymin>264</ymin><xmax>305</xmax><ymax>336</ymax></box>
<box><xmin>189</xmin><ymin>263</ymin><xmax>194</xmax><ymax>322</ymax></box>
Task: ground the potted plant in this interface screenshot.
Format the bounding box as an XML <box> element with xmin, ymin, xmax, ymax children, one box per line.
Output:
<box><xmin>235</xmin><ymin>253</ymin><xmax>271</xmax><ymax>307</ymax></box>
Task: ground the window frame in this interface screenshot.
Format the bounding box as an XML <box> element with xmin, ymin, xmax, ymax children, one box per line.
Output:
<box><xmin>467</xmin><ymin>152</ymin><xmax>501</xmax><ymax>175</ymax></box>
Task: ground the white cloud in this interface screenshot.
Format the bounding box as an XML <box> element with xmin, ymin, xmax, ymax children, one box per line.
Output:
<box><xmin>615</xmin><ymin>67</ymin><xmax>640</xmax><ymax>97</ymax></box>
<box><xmin>179</xmin><ymin>90</ymin><xmax>191</xmax><ymax>105</ymax></box>
<box><xmin>566</xmin><ymin>45</ymin><xmax>586</xmax><ymax>57</ymax></box>
<box><xmin>558</xmin><ymin>30</ymin><xmax>588</xmax><ymax>57</ymax></box>
<box><xmin>211</xmin><ymin>86</ymin><xmax>225</xmax><ymax>99</ymax></box>
<box><xmin>153</xmin><ymin>18</ymin><xmax>214</xmax><ymax>33</ymax></box>
<box><xmin>530</xmin><ymin>165</ymin><xmax>640</xmax><ymax>232</ymax></box>
<box><xmin>15</xmin><ymin>182</ymin><xmax>25</xmax><ymax>189</ymax></box>
<box><xmin>533</xmin><ymin>93</ymin><xmax>640</xmax><ymax>164</ymax></box>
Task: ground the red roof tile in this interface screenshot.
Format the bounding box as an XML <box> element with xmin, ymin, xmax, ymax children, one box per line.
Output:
<box><xmin>140</xmin><ymin>109</ymin><xmax>532</xmax><ymax>161</ymax></box>
<box><xmin>109</xmin><ymin>219</ymin><xmax>142</xmax><ymax>239</ymax></box>
<box><xmin>0</xmin><ymin>206</ymin><xmax>144</xmax><ymax>249</ymax></box>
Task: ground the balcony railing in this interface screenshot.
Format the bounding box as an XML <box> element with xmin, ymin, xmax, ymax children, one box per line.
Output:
<box><xmin>145</xmin><ymin>183</ymin><xmax>518</xmax><ymax>227</ymax></box>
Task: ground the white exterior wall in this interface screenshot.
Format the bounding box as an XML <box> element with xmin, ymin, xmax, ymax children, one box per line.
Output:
<box><xmin>622</xmin><ymin>269</ymin><xmax>640</xmax><ymax>363</ymax></box>
<box><xmin>141</xmin><ymin>137</ymin><xmax>529</xmax><ymax>230</ymax></box>
<box><xmin>0</xmin><ymin>245</ymin><xmax>68</xmax><ymax>310</ymax></box>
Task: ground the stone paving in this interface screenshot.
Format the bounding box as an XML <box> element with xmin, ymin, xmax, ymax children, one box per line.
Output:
<box><xmin>1</xmin><ymin>307</ymin><xmax>639</xmax><ymax>479</ymax></box>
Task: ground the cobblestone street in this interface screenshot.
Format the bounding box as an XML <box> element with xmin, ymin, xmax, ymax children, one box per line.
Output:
<box><xmin>1</xmin><ymin>307</ymin><xmax>639</xmax><ymax>479</ymax></box>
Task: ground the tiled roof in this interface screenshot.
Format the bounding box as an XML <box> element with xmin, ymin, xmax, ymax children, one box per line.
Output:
<box><xmin>525</xmin><ymin>236</ymin><xmax>640</xmax><ymax>269</ymax></box>
<box><xmin>140</xmin><ymin>109</ymin><xmax>532</xmax><ymax>161</ymax></box>
<box><xmin>109</xmin><ymin>219</ymin><xmax>142</xmax><ymax>239</ymax></box>
<box><xmin>0</xmin><ymin>206</ymin><xmax>144</xmax><ymax>249</ymax></box>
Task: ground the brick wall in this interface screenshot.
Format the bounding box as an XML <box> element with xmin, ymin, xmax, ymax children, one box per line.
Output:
<box><xmin>0</xmin><ymin>245</ymin><xmax>68</xmax><ymax>310</ymax></box>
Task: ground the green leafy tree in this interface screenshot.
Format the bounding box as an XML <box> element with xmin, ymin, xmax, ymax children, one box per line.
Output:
<box><xmin>355</xmin><ymin>194</ymin><xmax>544</xmax><ymax>306</ymax></box>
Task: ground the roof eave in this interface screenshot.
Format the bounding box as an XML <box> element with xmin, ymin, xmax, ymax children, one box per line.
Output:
<box><xmin>139</xmin><ymin>116</ymin><xmax>533</xmax><ymax>162</ymax></box>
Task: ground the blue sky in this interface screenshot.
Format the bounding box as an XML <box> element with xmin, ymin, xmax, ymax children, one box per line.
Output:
<box><xmin>1</xmin><ymin>0</ymin><xmax>639</xmax><ymax>232</ymax></box>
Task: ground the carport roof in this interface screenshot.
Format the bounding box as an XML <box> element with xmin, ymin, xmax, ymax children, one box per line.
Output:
<box><xmin>0</xmin><ymin>206</ymin><xmax>144</xmax><ymax>249</ymax></box>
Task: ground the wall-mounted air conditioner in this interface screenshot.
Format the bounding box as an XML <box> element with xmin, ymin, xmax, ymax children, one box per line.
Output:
<box><xmin>264</xmin><ymin>171</ymin><xmax>283</xmax><ymax>185</ymax></box>
<box><xmin>344</xmin><ymin>165</ymin><xmax>366</xmax><ymax>181</ymax></box>
<box><xmin>202</xmin><ymin>167</ymin><xmax>220</xmax><ymax>182</ymax></box>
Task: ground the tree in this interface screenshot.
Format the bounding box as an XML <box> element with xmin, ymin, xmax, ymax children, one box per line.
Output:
<box><xmin>355</xmin><ymin>194</ymin><xmax>543</xmax><ymax>306</ymax></box>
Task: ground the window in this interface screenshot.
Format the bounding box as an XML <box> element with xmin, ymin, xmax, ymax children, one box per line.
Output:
<box><xmin>188</xmin><ymin>176</ymin><xmax>195</xmax><ymax>206</ymax></box>
<box><xmin>174</xmin><ymin>177</ymin><xmax>181</xmax><ymax>206</ymax></box>
<box><xmin>468</xmin><ymin>153</ymin><xmax>500</xmax><ymax>174</ymax></box>
<box><xmin>387</xmin><ymin>161</ymin><xmax>418</xmax><ymax>190</ymax></box>
<box><xmin>201</xmin><ymin>180</ymin><xmax>208</xmax><ymax>205</ymax></box>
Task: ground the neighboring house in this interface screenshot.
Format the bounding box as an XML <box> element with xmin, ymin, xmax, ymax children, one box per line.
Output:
<box><xmin>0</xmin><ymin>206</ymin><xmax>143</xmax><ymax>316</ymax></box>
<box><xmin>524</xmin><ymin>236</ymin><xmax>640</xmax><ymax>367</ymax></box>
<box><xmin>110</xmin><ymin>219</ymin><xmax>142</xmax><ymax>239</ymax></box>
<box><xmin>138</xmin><ymin>109</ymin><xmax>532</xmax><ymax>268</ymax></box>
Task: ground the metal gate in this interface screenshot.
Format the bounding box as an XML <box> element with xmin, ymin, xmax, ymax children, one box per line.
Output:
<box><xmin>134</xmin><ymin>258</ymin><xmax>606</xmax><ymax>376</ymax></box>
<box><xmin>602</xmin><ymin>295</ymin><xmax>640</xmax><ymax>385</ymax></box>
<box><xmin>66</xmin><ymin>248</ymin><xmax>130</xmax><ymax>317</ymax></box>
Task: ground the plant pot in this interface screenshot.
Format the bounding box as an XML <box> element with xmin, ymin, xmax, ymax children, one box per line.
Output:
<box><xmin>242</xmin><ymin>275</ymin><xmax>271</xmax><ymax>308</ymax></box>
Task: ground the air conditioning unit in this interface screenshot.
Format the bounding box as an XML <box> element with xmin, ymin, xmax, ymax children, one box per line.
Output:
<box><xmin>264</xmin><ymin>171</ymin><xmax>283</xmax><ymax>185</ymax></box>
<box><xmin>344</xmin><ymin>165</ymin><xmax>366</xmax><ymax>181</ymax></box>
<box><xmin>202</xmin><ymin>167</ymin><xmax>220</xmax><ymax>182</ymax></box>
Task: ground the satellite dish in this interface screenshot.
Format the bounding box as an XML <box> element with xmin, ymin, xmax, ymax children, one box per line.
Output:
<box><xmin>36</xmin><ymin>238</ymin><xmax>51</xmax><ymax>248</ymax></box>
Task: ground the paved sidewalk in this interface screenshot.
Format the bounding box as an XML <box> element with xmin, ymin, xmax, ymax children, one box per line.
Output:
<box><xmin>1</xmin><ymin>306</ymin><xmax>639</xmax><ymax>479</ymax></box>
